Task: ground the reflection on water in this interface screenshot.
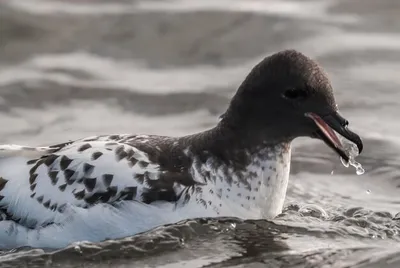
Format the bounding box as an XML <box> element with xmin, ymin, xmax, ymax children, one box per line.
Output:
<box><xmin>1</xmin><ymin>0</ymin><xmax>400</xmax><ymax>267</ymax></box>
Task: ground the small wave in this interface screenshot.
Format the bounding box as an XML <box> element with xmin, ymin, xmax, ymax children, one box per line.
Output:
<box><xmin>0</xmin><ymin>100</ymin><xmax>215</xmax><ymax>145</ymax></box>
<box><xmin>1</xmin><ymin>213</ymin><xmax>400</xmax><ymax>267</ymax></box>
<box><xmin>278</xmin><ymin>204</ymin><xmax>400</xmax><ymax>241</ymax></box>
<box><xmin>5</xmin><ymin>0</ymin><xmax>358</xmax><ymax>24</ymax></box>
<box><xmin>289</xmin><ymin>30</ymin><xmax>400</xmax><ymax>58</ymax></box>
<box><xmin>6</xmin><ymin>0</ymin><xmax>133</xmax><ymax>15</ymax></box>
<box><xmin>347</xmin><ymin>62</ymin><xmax>400</xmax><ymax>87</ymax></box>
<box><xmin>0</xmin><ymin>52</ymin><xmax>249</xmax><ymax>94</ymax></box>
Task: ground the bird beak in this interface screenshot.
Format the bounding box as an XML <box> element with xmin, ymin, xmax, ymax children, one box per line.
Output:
<box><xmin>305</xmin><ymin>112</ymin><xmax>363</xmax><ymax>162</ymax></box>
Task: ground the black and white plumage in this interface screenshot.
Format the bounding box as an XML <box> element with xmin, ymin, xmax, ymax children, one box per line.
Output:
<box><xmin>0</xmin><ymin>50</ymin><xmax>363</xmax><ymax>249</ymax></box>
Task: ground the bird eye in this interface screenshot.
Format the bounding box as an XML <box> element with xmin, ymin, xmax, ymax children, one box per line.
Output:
<box><xmin>282</xmin><ymin>88</ymin><xmax>308</xmax><ymax>100</ymax></box>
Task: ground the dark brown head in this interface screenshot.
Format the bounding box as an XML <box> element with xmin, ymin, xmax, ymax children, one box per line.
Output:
<box><xmin>221</xmin><ymin>49</ymin><xmax>363</xmax><ymax>162</ymax></box>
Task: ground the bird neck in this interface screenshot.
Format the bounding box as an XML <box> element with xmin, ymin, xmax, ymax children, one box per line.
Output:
<box><xmin>184</xmin><ymin>119</ymin><xmax>291</xmax><ymax>159</ymax></box>
<box><xmin>183</xmin><ymin>128</ymin><xmax>292</xmax><ymax>219</ymax></box>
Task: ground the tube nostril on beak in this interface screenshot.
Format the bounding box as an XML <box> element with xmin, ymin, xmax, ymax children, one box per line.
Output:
<box><xmin>333</xmin><ymin>112</ymin><xmax>349</xmax><ymax>127</ymax></box>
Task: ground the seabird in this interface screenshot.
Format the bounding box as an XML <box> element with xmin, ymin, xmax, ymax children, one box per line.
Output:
<box><xmin>0</xmin><ymin>50</ymin><xmax>363</xmax><ymax>249</ymax></box>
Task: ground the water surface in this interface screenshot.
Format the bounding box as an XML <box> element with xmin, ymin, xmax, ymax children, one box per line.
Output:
<box><xmin>1</xmin><ymin>0</ymin><xmax>400</xmax><ymax>267</ymax></box>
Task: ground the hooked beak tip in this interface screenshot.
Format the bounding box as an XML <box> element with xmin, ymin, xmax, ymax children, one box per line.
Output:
<box><xmin>305</xmin><ymin>112</ymin><xmax>363</xmax><ymax>159</ymax></box>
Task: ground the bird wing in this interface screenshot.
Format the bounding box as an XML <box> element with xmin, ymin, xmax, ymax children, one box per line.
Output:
<box><xmin>0</xmin><ymin>134</ymin><xmax>196</xmax><ymax>228</ymax></box>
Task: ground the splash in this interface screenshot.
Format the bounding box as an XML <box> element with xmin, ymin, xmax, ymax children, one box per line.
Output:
<box><xmin>339</xmin><ymin>139</ymin><xmax>365</xmax><ymax>175</ymax></box>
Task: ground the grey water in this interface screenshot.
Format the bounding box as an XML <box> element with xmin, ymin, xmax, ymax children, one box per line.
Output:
<box><xmin>1</xmin><ymin>0</ymin><xmax>400</xmax><ymax>267</ymax></box>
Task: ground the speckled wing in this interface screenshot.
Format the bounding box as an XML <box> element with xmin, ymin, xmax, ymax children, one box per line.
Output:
<box><xmin>0</xmin><ymin>135</ymin><xmax>190</xmax><ymax>228</ymax></box>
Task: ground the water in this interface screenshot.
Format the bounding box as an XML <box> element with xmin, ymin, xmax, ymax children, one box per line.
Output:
<box><xmin>0</xmin><ymin>0</ymin><xmax>400</xmax><ymax>267</ymax></box>
<box><xmin>340</xmin><ymin>141</ymin><xmax>365</xmax><ymax>175</ymax></box>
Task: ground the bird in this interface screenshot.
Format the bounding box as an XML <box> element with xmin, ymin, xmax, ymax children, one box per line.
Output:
<box><xmin>0</xmin><ymin>50</ymin><xmax>363</xmax><ymax>249</ymax></box>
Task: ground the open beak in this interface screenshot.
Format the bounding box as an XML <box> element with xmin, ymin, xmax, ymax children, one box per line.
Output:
<box><xmin>305</xmin><ymin>112</ymin><xmax>363</xmax><ymax>162</ymax></box>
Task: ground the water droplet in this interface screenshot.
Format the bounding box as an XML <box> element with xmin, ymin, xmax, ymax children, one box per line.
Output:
<box><xmin>339</xmin><ymin>139</ymin><xmax>364</xmax><ymax>175</ymax></box>
<box><xmin>340</xmin><ymin>157</ymin><xmax>349</xmax><ymax>168</ymax></box>
<box><xmin>366</xmin><ymin>189</ymin><xmax>371</xmax><ymax>194</ymax></box>
<box><xmin>356</xmin><ymin>165</ymin><xmax>365</xmax><ymax>175</ymax></box>
<box><xmin>298</xmin><ymin>204</ymin><xmax>329</xmax><ymax>219</ymax></box>
<box><xmin>74</xmin><ymin>245</ymin><xmax>82</xmax><ymax>254</ymax></box>
<box><xmin>210</xmin><ymin>225</ymin><xmax>219</xmax><ymax>231</ymax></box>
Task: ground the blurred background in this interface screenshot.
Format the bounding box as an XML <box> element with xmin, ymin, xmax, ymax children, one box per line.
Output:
<box><xmin>1</xmin><ymin>0</ymin><xmax>400</xmax><ymax>267</ymax></box>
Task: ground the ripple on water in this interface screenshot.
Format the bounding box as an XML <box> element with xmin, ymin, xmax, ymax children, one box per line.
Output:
<box><xmin>1</xmin><ymin>207</ymin><xmax>400</xmax><ymax>267</ymax></box>
<box><xmin>277</xmin><ymin>204</ymin><xmax>400</xmax><ymax>241</ymax></box>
